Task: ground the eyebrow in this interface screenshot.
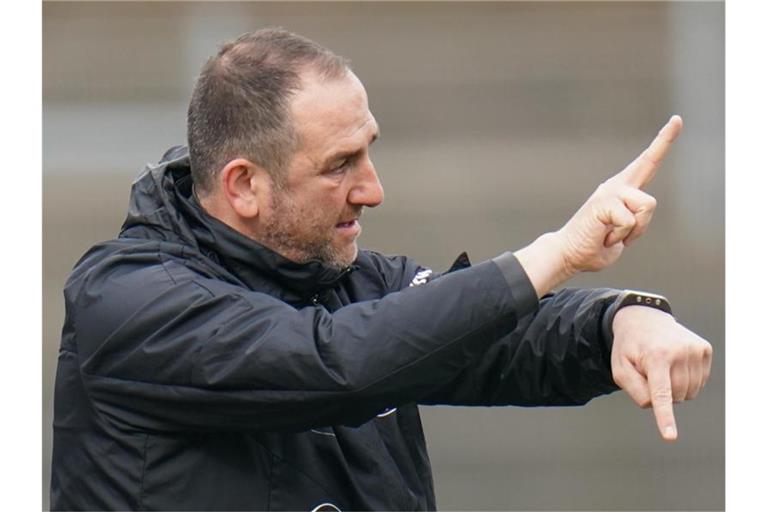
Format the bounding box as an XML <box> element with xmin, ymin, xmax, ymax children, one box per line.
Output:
<box><xmin>322</xmin><ymin>130</ymin><xmax>380</xmax><ymax>169</ymax></box>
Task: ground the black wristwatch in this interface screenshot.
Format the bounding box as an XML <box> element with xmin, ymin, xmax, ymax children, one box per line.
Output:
<box><xmin>601</xmin><ymin>290</ymin><xmax>673</xmax><ymax>347</ymax></box>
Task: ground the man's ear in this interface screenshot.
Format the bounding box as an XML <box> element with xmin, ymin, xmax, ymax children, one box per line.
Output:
<box><xmin>219</xmin><ymin>158</ymin><xmax>271</xmax><ymax>219</ymax></box>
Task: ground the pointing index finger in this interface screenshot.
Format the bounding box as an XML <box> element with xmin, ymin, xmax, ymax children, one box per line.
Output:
<box><xmin>615</xmin><ymin>115</ymin><xmax>683</xmax><ymax>189</ymax></box>
<box><xmin>647</xmin><ymin>360</ymin><xmax>678</xmax><ymax>442</ymax></box>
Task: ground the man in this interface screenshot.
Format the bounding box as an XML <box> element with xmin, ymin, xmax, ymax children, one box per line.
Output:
<box><xmin>50</xmin><ymin>28</ymin><xmax>711</xmax><ymax>511</ymax></box>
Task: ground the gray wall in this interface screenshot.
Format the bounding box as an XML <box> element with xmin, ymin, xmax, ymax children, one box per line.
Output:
<box><xmin>43</xmin><ymin>2</ymin><xmax>724</xmax><ymax>510</ymax></box>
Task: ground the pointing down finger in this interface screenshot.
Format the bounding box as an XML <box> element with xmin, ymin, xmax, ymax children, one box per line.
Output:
<box><xmin>647</xmin><ymin>361</ymin><xmax>678</xmax><ymax>442</ymax></box>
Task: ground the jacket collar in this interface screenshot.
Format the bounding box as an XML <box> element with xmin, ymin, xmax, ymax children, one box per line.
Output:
<box><xmin>121</xmin><ymin>147</ymin><xmax>355</xmax><ymax>299</ymax></box>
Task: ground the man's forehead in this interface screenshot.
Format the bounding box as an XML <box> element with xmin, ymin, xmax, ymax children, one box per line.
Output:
<box><xmin>303</xmin><ymin>113</ymin><xmax>379</xmax><ymax>170</ymax></box>
<box><xmin>290</xmin><ymin>70</ymin><xmax>378</xmax><ymax>151</ymax></box>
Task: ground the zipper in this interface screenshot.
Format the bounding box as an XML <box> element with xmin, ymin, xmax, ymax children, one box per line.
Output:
<box><xmin>309</xmin><ymin>266</ymin><xmax>353</xmax><ymax>307</ymax></box>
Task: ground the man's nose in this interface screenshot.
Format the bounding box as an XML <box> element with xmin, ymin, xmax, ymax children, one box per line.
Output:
<box><xmin>349</xmin><ymin>158</ymin><xmax>384</xmax><ymax>207</ymax></box>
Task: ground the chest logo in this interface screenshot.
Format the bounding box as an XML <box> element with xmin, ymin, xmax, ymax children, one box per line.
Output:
<box><xmin>409</xmin><ymin>269</ymin><xmax>433</xmax><ymax>287</ymax></box>
<box><xmin>377</xmin><ymin>407</ymin><xmax>398</xmax><ymax>418</ymax></box>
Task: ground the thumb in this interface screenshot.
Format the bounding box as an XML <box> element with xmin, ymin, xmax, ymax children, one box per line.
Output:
<box><xmin>613</xmin><ymin>358</ymin><xmax>652</xmax><ymax>408</ymax></box>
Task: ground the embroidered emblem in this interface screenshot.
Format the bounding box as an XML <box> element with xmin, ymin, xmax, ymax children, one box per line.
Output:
<box><xmin>409</xmin><ymin>269</ymin><xmax>433</xmax><ymax>287</ymax></box>
<box><xmin>376</xmin><ymin>407</ymin><xmax>398</xmax><ymax>418</ymax></box>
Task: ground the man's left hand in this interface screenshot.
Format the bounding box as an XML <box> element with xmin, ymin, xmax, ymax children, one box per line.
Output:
<box><xmin>610</xmin><ymin>306</ymin><xmax>713</xmax><ymax>442</ymax></box>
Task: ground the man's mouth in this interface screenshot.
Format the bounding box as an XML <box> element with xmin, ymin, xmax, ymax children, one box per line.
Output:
<box><xmin>336</xmin><ymin>210</ymin><xmax>363</xmax><ymax>233</ymax></box>
<box><xmin>336</xmin><ymin>219</ymin><xmax>357</xmax><ymax>229</ymax></box>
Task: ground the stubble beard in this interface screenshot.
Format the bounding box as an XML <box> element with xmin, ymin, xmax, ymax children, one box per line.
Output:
<box><xmin>260</xmin><ymin>189</ymin><xmax>358</xmax><ymax>271</ymax></box>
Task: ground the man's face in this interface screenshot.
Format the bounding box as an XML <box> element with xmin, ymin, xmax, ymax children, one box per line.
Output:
<box><xmin>259</xmin><ymin>70</ymin><xmax>383</xmax><ymax>270</ymax></box>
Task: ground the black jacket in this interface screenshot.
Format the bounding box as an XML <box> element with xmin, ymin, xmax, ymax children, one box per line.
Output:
<box><xmin>51</xmin><ymin>147</ymin><xmax>621</xmax><ymax>511</ymax></box>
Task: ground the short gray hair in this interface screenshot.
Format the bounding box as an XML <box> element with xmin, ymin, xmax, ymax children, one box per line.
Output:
<box><xmin>187</xmin><ymin>28</ymin><xmax>350</xmax><ymax>194</ymax></box>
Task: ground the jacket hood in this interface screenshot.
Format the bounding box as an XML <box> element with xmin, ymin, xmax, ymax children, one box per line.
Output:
<box><xmin>119</xmin><ymin>146</ymin><xmax>354</xmax><ymax>298</ymax></box>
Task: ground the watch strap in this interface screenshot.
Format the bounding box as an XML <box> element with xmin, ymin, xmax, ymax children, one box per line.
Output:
<box><xmin>601</xmin><ymin>290</ymin><xmax>673</xmax><ymax>348</ymax></box>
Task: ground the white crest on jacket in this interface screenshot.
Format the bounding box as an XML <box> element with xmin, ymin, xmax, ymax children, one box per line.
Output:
<box><xmin>409</xmin><ymin>269</ymin><xmax>433</xmax><ymax>287</ymax></box>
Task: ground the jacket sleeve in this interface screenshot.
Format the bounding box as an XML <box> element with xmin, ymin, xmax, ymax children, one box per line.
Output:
<box><xmin>418</xmin><ymin>254</ymin><xmax>621</xmax><ymax>407</ymax></box>
<box><xmin>72</xmin><ymin>253</ymin><xmax>539</xmax><ymax>433</ymax></box>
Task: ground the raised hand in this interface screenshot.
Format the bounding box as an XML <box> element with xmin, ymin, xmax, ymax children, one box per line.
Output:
<box><xmin>556</xmin><ymin>115</ymin><xmax>683</xmax><ymax>274</ymax></box>
<box><xmin>515</xmin><ymin>116</ymin><xmax>683</xmax><ymax>296</ymax></box>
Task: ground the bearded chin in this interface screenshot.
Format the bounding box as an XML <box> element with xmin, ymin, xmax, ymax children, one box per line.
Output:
<box><xmin>323</xmin><ymin>242</ymin><xmax>358</xmax><ymax>271</ymax></box>
<box><xmin>260</xmin><ymin>217</ymin><xmax>356</xmax><ymax>271</ymax></box>
<box><xmin>276</xmin><ymin>237</ymin><xmax>356</xmax><ymax>271</ymax></box>
<box><xmin>259</xmin><ymin>191</ymin><xmax>358</xmax><ymax>271</ymax></box>
<box><xmin>305</xmin><ymin>231</ymin><xmax>358</xmax><ymax>270</ymax></box>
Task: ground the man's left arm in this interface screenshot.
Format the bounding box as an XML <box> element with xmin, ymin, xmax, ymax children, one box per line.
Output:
<box><xmin>419</xmin><ymin>284</ymin><xmax>712</xmax><ymax>442</ymax></box>
<box><xmin>419</xmin><ymin>286</ymin><xmax>623</xmax><ymax>407</ymax></box>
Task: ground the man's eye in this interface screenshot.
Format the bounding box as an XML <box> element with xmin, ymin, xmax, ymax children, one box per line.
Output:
<box><xmin>330</xmin><ymin>160</ymin><xmax>349</xmax><ymax>174</ymax></box>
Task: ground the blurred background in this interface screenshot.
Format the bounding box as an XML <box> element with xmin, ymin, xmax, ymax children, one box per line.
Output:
<box><xmin>43</xmin><ymin>2</ymin><xmax>723</xmax><ymax>510</ymax></box>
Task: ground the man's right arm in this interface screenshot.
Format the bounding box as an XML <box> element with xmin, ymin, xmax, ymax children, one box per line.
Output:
<box><xmin>73</xmin><ymin>253</ymin><xmax>538</xmax><ymax>434</ymax></box>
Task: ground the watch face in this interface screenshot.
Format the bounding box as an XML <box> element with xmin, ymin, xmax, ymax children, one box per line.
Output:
<box><xmin>622</xmin><ymin>291</ymin><xmax>672</xmax><ymax>314</ymax></box>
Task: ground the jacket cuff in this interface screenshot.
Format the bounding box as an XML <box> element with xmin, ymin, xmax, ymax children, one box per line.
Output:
<box><xmin>491</xmin><ymin>252</ymin><xmax>539</xmax><ymax>315</ymax></box>
<box><xmin>601</xmin><ymin>293</ymin><xmax>623</xmax><ymax>350</ymax></box>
